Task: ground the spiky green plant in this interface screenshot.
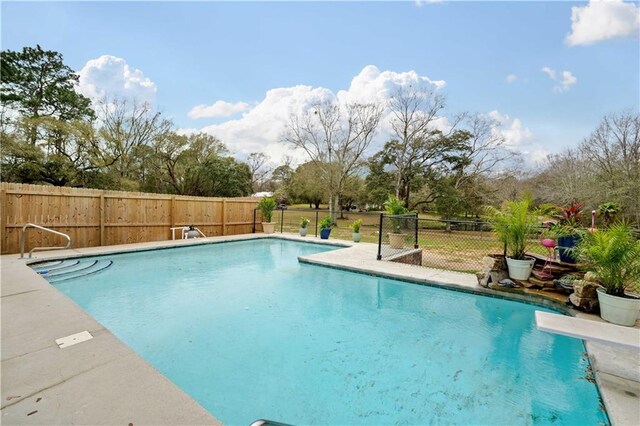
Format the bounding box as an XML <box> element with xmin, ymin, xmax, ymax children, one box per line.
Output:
<box><xmin>258</xmin><ymin>196</ymin><xmax>277</xmax><ymax>223</ymax></box>
<box><xmin>384</xmin><ymin>194</ymin><xmax>408</xmax><ymax>232</ymax></box>
<box><xmin>485</xmin><ymin>197</ymin><xmax>539</xmax><ymax>260</ymax></box>
<box><xmin>576</xmin><ymin>223</ymin><xmax>640</xmax><ymax>297</ymax></box>
<box><xmin>351</xmin><ymin>219</ymin><xmax>362</xmax><ymax>233</ymax></box>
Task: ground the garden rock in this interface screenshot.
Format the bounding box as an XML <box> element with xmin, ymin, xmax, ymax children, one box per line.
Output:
<box><xmin>569</xmin><ymin>293</ymin><xmax>599</xmax><ymax>313</ymax></box>
<box><xmin>476</xmin><ymin>256</ymin><xmax>509</xmax><ymax>288</ymax></box>
<box><xmin>573</xmin><ymin>279</ymin><xmax>601</xmax><ymax>299</ymax></box>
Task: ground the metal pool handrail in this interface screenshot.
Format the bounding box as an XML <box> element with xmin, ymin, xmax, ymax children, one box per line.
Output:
<box><xmin>20</xmin><ymin>223</ymin><xmax>72</xmax><ymax>259</ymax></box>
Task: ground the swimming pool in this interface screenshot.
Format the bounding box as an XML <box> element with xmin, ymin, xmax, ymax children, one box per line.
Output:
<box><xmin>42</xmin><ymin>239</ymin><xmax>607</xmax><ymax>425</ymax></box>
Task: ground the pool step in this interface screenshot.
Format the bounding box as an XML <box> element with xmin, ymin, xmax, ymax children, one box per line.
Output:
<box><xmin>33</xmin><ymin>260</ymin><xmax>80</xmax><ymax>274</ymax></box>
<box><xmin>32</xmin><ymin>259</ymin><xmax>113</xmax><ymax>283</ymax></box>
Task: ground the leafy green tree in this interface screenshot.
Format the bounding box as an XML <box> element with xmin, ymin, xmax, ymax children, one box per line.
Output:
<box><xmin>270</xmin><ymin>163</ymin><xmax>294</xmax><ymax>190</ymax></box>
<box><xmin>289</xmin><ymin>162</ymin><xmax>327</xmax><ymax>208</ymax></box>
<box><xmin>339</xmin><ymin>175</ymin><xmax>365</xmax><ymax>211</ymax></box>
<box><xmin>374</xmin><ymin>130</ymin><xmax>472</xmax><ymax>210</ymax></box>
<box><xmin>1</xmin><ymin>45</ymin><xmax>94</xmax><ymax>144</ymax></box>
<box><xmin>185</xmin><ymin>155</ymin><xmax>252</xmax><ymax>197</ymax></box>
<box><xmin>154</xmin><ymin>132</ymin><xmax>228</xmax><ymax>194</ymax></box>
<box><xmin>364</xmin><ymin>153</ymin><xmax>395</xmax><ymax>209</ymax></box>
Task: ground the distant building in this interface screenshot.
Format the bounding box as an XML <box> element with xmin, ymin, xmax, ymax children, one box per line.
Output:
<box><xmin>251</xmin><ymin>191</ymin><xmax>274</xmax><ymax>198</ymax></box>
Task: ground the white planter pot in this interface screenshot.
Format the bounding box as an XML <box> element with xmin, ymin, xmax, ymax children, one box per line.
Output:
<box><xmin>299</xmin><ymin>227</ymin><xmax>307</xmax><ymax>237</ymax></box>
<box><xmin>506</xmin><ymin>257</ymin><xmax>535</xmax><ymax>280</ymax></box>
<box><xmin>596</xmin><ymin>288</ymin><xmax>640</xmax><ymax>327</ymax></box>
<box><xmin>388</xmin><ymin>233</ymin><xmax>405</xmax><ymax>249</ymax></box>
<box><xmin>262</xmin><ymin>222</ymin><xmax>275</xmax><ymax>234</ymax></box>
<box><xmin>352</xmin><ymin>232</ymin><xmax>361</xmax><ymax>243</ymax></box>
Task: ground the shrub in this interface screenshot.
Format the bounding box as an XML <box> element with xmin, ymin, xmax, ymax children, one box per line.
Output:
<box><xmin>486</xmin><ymin>197</ymin><xmax>539</xmax><ymax>260</ymax></box>
<box><xmin>576</xmin><ymin>222</ymin><xmax>640</xmax><ymax>296</ymax></box>
<box><xmin>351</xmin><ymin>219</ymin><xmax>362</xmax><ymax>233</ymax></box>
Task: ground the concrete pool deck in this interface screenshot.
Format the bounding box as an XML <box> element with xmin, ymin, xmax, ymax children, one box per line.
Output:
<box><xmin>1</xmin><ymin>233</ymin><xmax>638</xmax><ymax>425</ymax></box>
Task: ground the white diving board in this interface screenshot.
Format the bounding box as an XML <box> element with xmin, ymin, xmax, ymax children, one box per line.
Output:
<box><xmin>535</xmin><ymin>311</ymin><xmax>640</xmax><ymax>352</ymax></box>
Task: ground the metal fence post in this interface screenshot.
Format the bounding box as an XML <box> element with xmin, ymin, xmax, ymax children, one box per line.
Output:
<box><xmin>377</xmin><ymin>213</ymin><xmax>384</xmax><ymax>260</ymax></box>
<box><xmin>414</xmin><ymin>212</ymin><xmax>419</xmax><ymax>249</ymax></box>
<box><xmin>315</xmin><ymin>210</ymin><xmax>319</xmax><ymax>237</ymax></box>
<box><xmin>280</xmin><ymin>208</ymin><xmax>284</xmax><ymax>233</ymax></box>
<box><xmin>252</xmin><ymin>208</ymin><xmax>256</xmax><ymax>233</ymax></box>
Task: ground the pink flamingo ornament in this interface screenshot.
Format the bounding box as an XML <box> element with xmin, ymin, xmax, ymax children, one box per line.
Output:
<box><xmin>540</xmin><ymin>238</ymin><xmax>556</xmax><ymax>278</ymax></box>
<box><xmin>589</xmin><ymin>210</ymin><xmax>596</xmax><ymax>233</ymax></box>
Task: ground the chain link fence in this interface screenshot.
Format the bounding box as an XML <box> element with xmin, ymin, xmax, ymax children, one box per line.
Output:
<box><xmin>376</xmin><ymin>214</ymin><xmax>420</xmax><ymax>263</ymax></box>
<box><xmin>375</xmin><ymin>215</ymin><xmax>501</xmax><ymax>271</ymax></box>
<box><xmin>253</xmin><ymin>209</ymin><xmax>548</xmax><ymax>273</ymax></box>
<box><xmin>253</xmin><ymin>208</ymin><xmax>382</xmax><ymax>240</ymax></box>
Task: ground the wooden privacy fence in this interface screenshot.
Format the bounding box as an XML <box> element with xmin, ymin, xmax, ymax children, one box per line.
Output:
<box><xmin>0</xmin><ymin>182</ymin><xmax>261</xmax><ymax>255</ymax></box>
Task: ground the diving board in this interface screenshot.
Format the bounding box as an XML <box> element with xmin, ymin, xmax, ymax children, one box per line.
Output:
<box><xmin>535</xmin><ymin>311</ymin><xmax>640</xmax><ymax>352</ymax></box>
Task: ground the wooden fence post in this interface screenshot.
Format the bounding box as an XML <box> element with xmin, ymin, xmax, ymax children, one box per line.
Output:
<box><xmin>222</xmin><ymin>199</ymin><xmax>227</xmax><ymax>236</ymax></box>
<box><xmin>0</xmin><ymin>188</ymin><xmax>6</xmax><ymax>254</ymax></box>
<box><xmin>170</xmin><ymin>196</ymin><xmax>177</xmax><ymax>239</ymax></box>
<box><xmin>99</xmin><ymin>194</ymin><xmax>105</xmax><ymax>246</ymax></box>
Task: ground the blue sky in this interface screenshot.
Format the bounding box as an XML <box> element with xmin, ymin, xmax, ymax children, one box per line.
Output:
<box><xmin>2</xmin><ymin>1</ymin><xmax>639</xmax><ymax>164</ymax></box>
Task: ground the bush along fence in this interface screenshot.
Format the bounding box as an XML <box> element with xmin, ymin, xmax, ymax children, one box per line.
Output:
<box><xmin>0</xmin><ymin>182</ymin><xmax>259</xmax><ymax>255</ymax></box>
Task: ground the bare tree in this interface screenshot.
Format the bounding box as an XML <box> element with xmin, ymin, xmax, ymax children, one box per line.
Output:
<box><xmin>98</xmin><ymin>98</ymin><xmax>172</xmax><ymax>181</ymax></box>
<box><xmin>529</xmin><ymin>110</ymin><xmax>639</xmax><ymax>225</ymax></box>
<box><xmin>581</xmin><ymin>110</ymin><xmax>640</xmax><ymax>223</ymax></box>
<box><xmin>282</xmin><ymin>100</ymin><xmax>383</xmax><ymax>218</ymax></box>
<box><xmin>388</xmin><ymin>87</ymin><xmax>446</xmax><ymax>200</ymax></box>
<box><xmin>246</xmin><ymin>152</ymin><xmax>271</xmax><ymax>193</ymax></box>
<box><xmin>448</xmin><ymin>113</ymin><xmax>520</xmax><ymax>206</ymax></box>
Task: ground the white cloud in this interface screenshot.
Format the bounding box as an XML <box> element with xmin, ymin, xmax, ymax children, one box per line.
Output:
<box><xmin>415</xmin><ymin>0</ymin><xmax>444</xmax><ymax>6</ymax></box>
<box><xmin>528</xmin><ymin>148</ymin><xmax>551</xmax><ymax>165</ymax></box>
<box><xmin>506</xmin><ymin>74</ymin><xmax>517</xmax><ymax>84</ymax></box>
<box><xmin>198</xmin><ymin>65</ymin><xmax>447</xmax><ymax>161</ymax></box>
<box><xmin>76</xmin><ymin>55</ymin><xmax>157</xmax><ymax>105</ymax></box>
<box><xmin>541</xmin><ymin>67</ymin><xmax>577</xmax><ymax>93</ymax></box>
<box><xmin>336</xmin><ymin>65</ymin><xmax>446</xmax><ymax>105</ymax></box>
<box><xmin>200</xmin><ymin>85</ymin><xmax>335</xmax><ymax>162</ymax></box>
<box><xmin>188</xmin><ymin>101</ymin><xmax>251</xmax><ymax>119</ymax></box>
<box><xmin>487</xmin><ymin>110</ymin><xmax>534</xmax><ymax>148</ymax></box>
<box><xmin>566</xmin><ymin>0</ymin><xmax>640</xmax><ymax>46</ymax></box>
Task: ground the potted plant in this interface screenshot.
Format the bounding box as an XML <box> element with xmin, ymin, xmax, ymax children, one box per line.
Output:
<box><xmin>553</xmin><ymin>201</ymin><xmax>584</xmax><ymax>263</ymax></box>
<box><xmin>299</xmin><ymin>217</ymin><xmax>310</xmax><ymax>237</ymax></box>
<box><xmin>575</xmin><ymin>222</ymin><xmax>640</xmax><ymax>326</ymax></box>
<box><xmin>319</xmin><ymin>216</ymin><xmax>333</xmax><ymax>239</ymax></box>
<box><xmin>351</xmin><ymin>219</ymin><xmax>362</xmax><ymax>243</ymax></box>
<box><xmin>384</xmin><ymin>195</ymin><xmax>408</xmax><ymax>249</ymax></box>
<box><xmin>486</xmin><ymin>197</ymin><xmax>539</xmax><ymax>281</ymax></box>
<box><xmin>258</xmin><ymin>196</ymin><xmax>277</xmax><ymax>234</ymax></box>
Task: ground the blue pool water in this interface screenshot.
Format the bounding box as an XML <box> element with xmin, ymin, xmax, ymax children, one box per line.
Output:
<box><xmin>50</xmin><ymin>239</ymin><xmax>607</xmax><ymax>425</ymax></box>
